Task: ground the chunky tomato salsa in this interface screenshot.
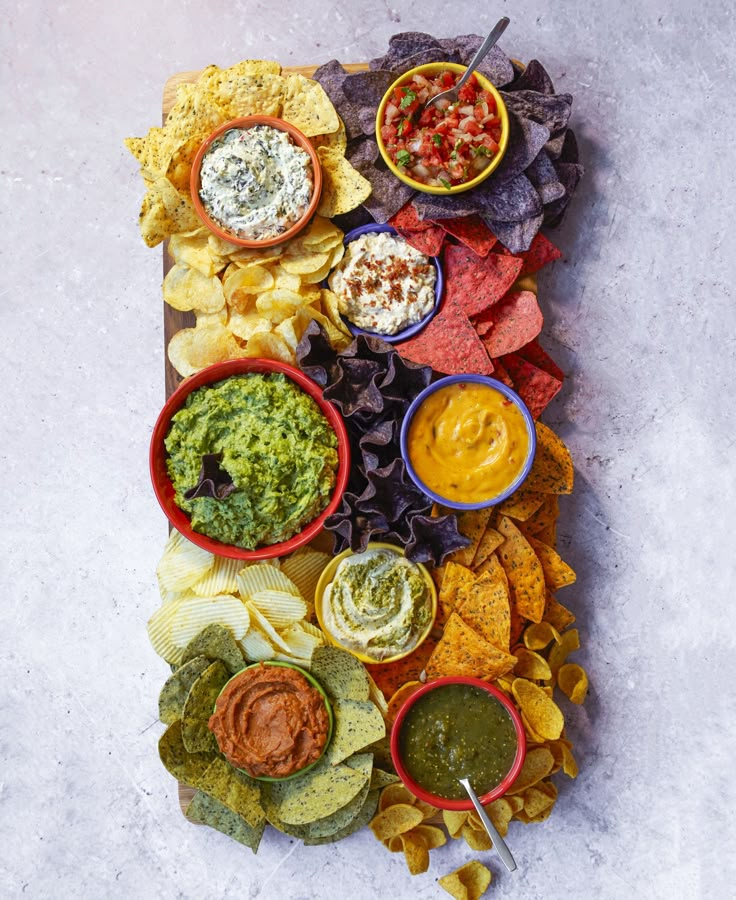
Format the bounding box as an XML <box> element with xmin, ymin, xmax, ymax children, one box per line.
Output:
<box><xmin>380</xmin><ymin>71</ymin><xmax>503</xmax><ymax>189</ymax></box>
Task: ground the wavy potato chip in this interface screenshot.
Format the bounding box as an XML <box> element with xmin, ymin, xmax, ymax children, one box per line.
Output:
<box><xmin>249</xmin><ymin>589</ymin><xmax>307</xmax><ymax>628</ymax></box>
<box><xmin>240</xmin><ymin>626</ymin><xmax>276</xmax><ymax>662</ymax></box>
<box><xmin>170</xmin><ymin>595</ymin><xmax>250</xmax><ymax>647</ymax></box>
<box><xmin>147</xmin><ymin>601</ymin><xmax>186</xmax><ymax>665</ymax></box>
<box><xmin>156</xmin><ymin>530</ymin><xmax>214</xmax><ymax>593</ymax></box>
<box><xmin>281</xmin><ymin>550</ymin><xmax>330</xmax><ymax>606</ymax></box>
<box><xmin>190</xmin><ymin>556</ymin><xmax>243</xmax><ymax>597</ymax></box>
<box><xmin>237</xmin><ymin>564</ymin><xmax>299</xmax><ymax>598</ymax></box>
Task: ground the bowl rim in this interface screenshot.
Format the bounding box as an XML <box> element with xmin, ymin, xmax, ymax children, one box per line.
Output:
<box><xmin>375</xmin><ymin>62</ymin><xmax>510</xmax><ymax>196</ymax></box>
<box><xmin>149</xmin><ymin>358</ymin><xmax>350</xmax><ymax>560</ymax></box>
<box><xmin>327</xmin><ymin>223</ymin><xmax>444</xmax><ymax>344</ymax></box>
<box><xmin>189</xmin><ymin>115</ymin><xmax>323</xmax><ymax>248</ymax></box>
<box><xmin>399</xmin><ymin>374</ymin><xmax>537</xmax><ymax>510</ymax></box>
<box><xmin>389</xmin><ymin>676</ymin><xmax>527</xmax><ymax>810</ymax></box>
<box><xmin>212</xmin><ymin>661</ymin><xmax>335</xmax><ymax>782</ymax></box>
<box><xmin>314</xmin><ymin>542</ymin><xmax>438</xmax><ymax>665</ymax></box>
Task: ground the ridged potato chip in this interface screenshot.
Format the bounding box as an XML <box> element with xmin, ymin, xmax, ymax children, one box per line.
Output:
<box><xmin>240</xmin><ymin>626</ymin><xmax>276</xmax><ymax>662</ymax></box>
<box><xmin>281</xmin><ymin>550</ymin><xmax>330</xmax><ymax>608</ymax></box>
<box><xmin>147</xmin><ymin>601</ymin><xmax>185</xmax><ymax>664</ymax></box>
<box><xmin>191</xmin><ymin>556</ymin><xmax>243</xmax><ymax>597</ymax></box>
<box><xmin>157</xmin><ymin>530</ymin><xmax>214</xmax><ymax>592</ymax></box>
<box><xmin>170</xmin><ymin>595</ymin><xmax>250</xmax><ymax>647</ymax></box>
<box><xmin>244</xmin><ymin>601</ymin><xmax>292</xmax><ymax>653</ymax></box>
<box><xmin>249</xmin><ymin>589</ymin><xmax>307</xmax><ymax>628</ymax></box>
<box><xmin>237</xmin><ymin>564</ymin><xmax>300</xmax><ymax>598</ymax></box>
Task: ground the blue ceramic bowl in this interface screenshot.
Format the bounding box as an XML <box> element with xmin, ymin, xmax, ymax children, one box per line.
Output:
<box><xmin>399</xmin><ymin>374</ymin><xmax>537</xmax><ymax>511</ymax></box>
<box><xmin>327</xmin><ymin>223</ymin><xmax>443</xmax><ymax>344</ymax></box>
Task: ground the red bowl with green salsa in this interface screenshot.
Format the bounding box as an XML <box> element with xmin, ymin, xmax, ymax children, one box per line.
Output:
<box><xmin>149</xmin><ymin>358</ymin><xmax>350</xmax><ymax>560</ymax></box>
<box><xmin>390</xmin><ymin>677</ymin><xmax>526</xmax><ymax>811</ymax></box>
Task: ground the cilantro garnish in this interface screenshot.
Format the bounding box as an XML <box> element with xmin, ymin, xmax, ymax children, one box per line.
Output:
<box><xmin>399</xmin><ymin>90</ymin><xmax>417</xmax><ymax>109</ymax></box>
<box><xmin>439</xmin><ymin>177</ymin><xmax>452</xmax><ymax>190</ymax></box>
<box><xmin>431</xmin><ymin>134</ymin><xmax>442</xmax><ymax>147</ymax></box>
<box><xmin>396</xmin><ymin>149</ymin><xmax>412</xmax><ymax>168</ymax></box>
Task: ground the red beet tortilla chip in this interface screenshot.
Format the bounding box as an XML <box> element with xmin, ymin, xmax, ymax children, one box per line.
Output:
<box><xmin>389</xmin><ymin>202</ymin><xmax>434</xmax><ymax>232</ymax></box>
<box><xmin>515</xmin><ymin>339</ymin><xmax>564</xmax><ymax>382</ymax></box>
<box><xmin>480</xmin><ymin>290</ymin><xmax>543</xmax><ymax>358</ymax></box>
<box><xmin>502</xmin><ymin>353</ymin><xmax>563</xmax><ymax>420</ymax></box>
<box><xmin>518</xmin><ymin>232</ymin><xmax>562</xmax><ymax>276</ymax></box>
<box><xmin>396</xmin><ymin>294</ymin><xmax>493</xmax><ymax>375</ymax></box>
<box><xmin>491</xmin><ymin>358</ymin><xmax>514</xmax><ymax>387</ymax></box>
<box><xmin>396</xmin><ymin>224</ymin><xmax>445</xmax><ymax>257</ymax></box>
<box><xmin>444</xmin><ymin>245</ymin><xmax>522</xmax><ymax>319</ymax></box>
<box><xmin>435</xmin><ymin>215</ymin><xmax>497</xmax><ymax>257</ymax></box>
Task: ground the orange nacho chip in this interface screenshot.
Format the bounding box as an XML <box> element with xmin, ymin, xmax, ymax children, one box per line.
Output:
<box><xmin>426</xmin><ymin>613</ymin><xmax>516</xmax><ymax>680</ymax></box>
<box><xmin>496</xmin><ymin>515</ymin><xmax>546</xmax><ymax>623</ymax></box>
<box><xmin>497</xmin><ymin>488</ymin><xmax>545</xmax><ymax>521</ymax></box>
<box><xmin>442</xmin><ymin>507</ymin><xmax>493</xmax><ymax>568</ymax></box>
<box><xmin>523</xmin><ymin>422</ymin><xmax>574</xmax><ymax>494</ymax></box>
<box><xmin>366</xmin><ymin>637</ymin><xmax>436</xmax><ymax>701</ymax></box>
<box><xmin>470</xmin><ymin>526</ymin><xmax>504</xmax><ymax>569</ymax></box>
<box><xmin>527</xmin><ymin>536</ymin><xmax>577</xmax><ymax>591</ymax></box>
<box><xmin>437</xmin><ymin>562</ymin><xmax>476</xmax><ymax>626</ymax></box>
<box><xmin>543</xmin><ymin>593</ymin><xmax>576</xmax><ymax>632</ymax></box>
<box><xmin>456</xmin><ymin>572</ymin><xmax>511</xmax><ymax>651</ymax></box>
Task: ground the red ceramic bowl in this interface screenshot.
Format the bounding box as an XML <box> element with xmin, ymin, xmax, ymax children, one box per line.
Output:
<box><xmin>149</xmin><ymin>358</ymin><xmax>349</xmax><ymax>560</ymax></box>
<box><xmin>189</xmin><ymin>115</ymin><xmax>323</xmax><ymax>248</ymax></box>
<box><xmin>390</xmin><ymin>677</ymin><xmax>526</xmax><ymax>811</ymax></box>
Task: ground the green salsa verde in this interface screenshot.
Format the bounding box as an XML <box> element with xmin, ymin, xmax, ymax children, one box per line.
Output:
<box><xmin>165</xmin><ymin>373</ymin><xmax>338</xmax><ymax>549</ymax></box>
<box><xmin>398</xmin><ymin>683</ymin><xmax>518</xmax><ymax>800</ymax></box>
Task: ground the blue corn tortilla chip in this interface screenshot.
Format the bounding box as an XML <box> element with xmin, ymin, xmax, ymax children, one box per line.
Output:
<box><xmin>452</xmin><ymin>34</ymin><xmax>515</xmax><ymax>87</ymax></box>
<box><xmin>359</xmin><ymin>458</ymin><xmax>429</xmax><ymax>522</ymax></box>
<box><xmin>295</xmin><ymin>319</ymin><xmax>338</xmax><ymax>386</ymax></box>
<box><xmin>509</xmin><ymin>59</ymin><xmax>556</xmax><ymax>94</ymax></box>
<box><xmin>324</xmin><ymin>357</ymin><xmax>385</xmax><ymax>418</ymax></box>
<box><xmin>405</xmin><ymin>513</ymin><xmax>471</xmax><ymax>567</ymax></box>
<box><xmin>492</xmin><ymin>112</ymin><xmax>551</xmax><ymax>184</ymax></box>
<box><xmin>559</xmin><ymin>128</ymin><xmax>580</xmax><ymax>164</ymax></box>
<box><xmin>342</xmin><ymin>70</ymin><xmax>395</xmax><ymax>107</ymax></box>
<box><xmin>483</xmin><ymin>214</ymin><xmax>545</xmax><ymax>254</ymax></box>
<box><xmin>502</xmin><ymin>90</ymin><xmax>573</xmax><ymax>136</ymax></box>
<box><xmin>543</xmin><ymin>162</ymin><xmax>584</xmax><ymax>226</ymax></box>
<box><xmin>183</xmin><ymin>453</ymin><xmax>236</xmax><ymax>501</ymax></box>
<box><xmin>526</xmin><ymin>150</ymin><xmax>566</xmax><ymax>205</ymax></box>
<box><xmin>476</xmin><ymin>173</ymin><xmax>543</xmax><ymax>223</ymax></box>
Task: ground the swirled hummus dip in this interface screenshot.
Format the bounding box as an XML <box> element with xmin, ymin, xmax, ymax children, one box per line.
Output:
<box><xmin>328</xmin><ymin>232</ymin><xmax>436</xmax><ymax>335</ymax></box>
<box><xmin>208</xmin><ymin>664</ymin><xmax>330</xmax><ymax>778</ymax></box>
<box><xmin>198</xmin><ymin>125</ymin><xmax>313</xmax><ymax>241</ymax></box>
<box><xmin>322</xmin><ymin>548</ymin><xmax>433</xmax><ymax>661</ymax></box>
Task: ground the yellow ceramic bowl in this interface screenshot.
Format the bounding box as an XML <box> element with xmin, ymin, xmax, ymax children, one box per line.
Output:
<box><xmin>314</xmin><ymin>542</ymin><xmax>437</xmax><ymax>665</ymax></box>
<box><xmin>375</xmin><ymin>62</ymin><xmax>509</xmax><ymax>196</ymax></box>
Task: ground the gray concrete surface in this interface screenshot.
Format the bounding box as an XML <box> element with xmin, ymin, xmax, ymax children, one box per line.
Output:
<box><xmin>2</xmin><ymin>2</ymin><xmax>734</xmax><ymax>898</ymax></box>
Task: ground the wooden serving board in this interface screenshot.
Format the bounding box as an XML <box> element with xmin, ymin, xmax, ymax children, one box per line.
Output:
<box><xmin>161</xmin><ymin>63</ymin><xmax>368</xmax><ymax>399</ymax></box>
<box><xmin>161</xmin><ymin>63</ymin><xmax>369</xmax><ymax>816</ymax></box>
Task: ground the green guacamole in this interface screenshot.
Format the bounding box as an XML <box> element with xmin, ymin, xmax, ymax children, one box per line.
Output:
<box><xmin>165</xmin><ymin>373</ymin><xmax>338</xmax><ymax>549</ymax></box>
<box><xmin>399</xmin><ymin>684</ymin><xmax>518</xmax><ymax>800</ymax></box>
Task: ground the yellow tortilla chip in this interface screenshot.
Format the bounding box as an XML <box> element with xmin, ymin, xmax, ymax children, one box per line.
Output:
<box><xmin>281</xmin><ymin>74</ymin><xmax>339</xmax><ymax>137</ymax></box>
<box><xmin>456</xmin><ymin>572</ymin><xmax>511</xmax><ymax>651</ymax></box>
<box><xmin>548</xmin><ymin>628</ymin><xmax>580</xmax><ymax>676</ymax></box>
<box><xmin>438</xmin><ymin>861</ymin><xmax>492</xmax><ymax>900</ymax></box>
<box><xmin>369</xmin><ymin>804</ymin><xmax>424</xmax><ymax>842</ymax></box>
<box><xmin>557</xmin><ymin>663</ymin><xmax>589</xmax><ymax>704</ymax></box>
<box><xmin>310</xmin><ymin>116</ymin><xmax>348</xmax><ymax>154</ymax></box>
<box><xmin>437</xmin><ymin>562</ymin><xmax>475</xmax><ymax>626</ymax></box>
<box><xmin>443</xmin><ymin>507</ymin><xmax>492</xmax><ymax>568</ymax></box>
<box><xmin>511</xmin><ymin>678</ymin><xmax>564</xmax><ymax>740</ymax></box>
<box><xmin>470</xmin><ymin>526</ymin><xmax>504</xmax><ymax>570</ymax></box>
<box><xmin>506</xmin><ymin>746</ymin><xmax>555</xmax><ymax>794</ymax></box>
<box><xmin>496</xmin><ymin>515</ymin><xmax>546</xmax><ymax>624</ymax></box>
<box><xmin>513</xmin><ymin>647</ymin><xmax>552</xmax><ymax>680</ymax></box>
<box><xmin>139</xmin><ymin>177</ymin><xmax>200</xmax><ymax>247</ymax></box>
<box><xmin>316</xmin><ymin>147</ymin><xmax>372</xmax><ymax>217</ymax></box>
<box><xmin>425</xmin><ymin>613</ymin><xmax>516</xmax><ymax>680</ymax></box>
<box><xmin>400</xmin><ymin>831</ymin><xmax>430</xmax><ymax>875</ymax></box>
<box><xmin>543</xmin><ymin>593</ymin><xmax>576</xmax><ymax>632</ymax></box>
<box><xmin>497</xmin><ymin>488</ymin><xmax>545</xmax><ymax>521</ymax></box>
<box><xmin>528</xmin><ymin>536</ymin><xmax>576</xmax><ymax>591</ymax></box>
<box><xmin>523</xmin><ymin>422</ymin><xmax>574</xmax><ymax>494</ymax></box>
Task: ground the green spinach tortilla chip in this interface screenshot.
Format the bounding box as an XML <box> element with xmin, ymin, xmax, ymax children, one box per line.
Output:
<box><xmin>310</xmin><ymin>645</ymin><xmax>370</xmax><ymax>701</ymax></box>
<box><xmin>369</xmin><ymin>768</ymin><xmax>400</xmax><ymax>790</ymax></box>
<box><xmin>180</xmin><ymin>624</ymin><xmax>245</xmax><ymax>675</ymax></box>
<box><xmin>186</xmin><ymin>791</ymin><xmax>265</xmax><ymax>854</ymax></box>
<box><xmin>158</xmin><ymin>720</ymin><xmax>215</xmax><ymax>787</ymax></box>
<box><xmin>304</xmin><ymin>788</ymin><xmax>380</xmax><ymax>845</ymax></box>
<box><xmin>181</xmin><ymin>660</ymin><xmax>229</xmax><ymax>753</ymax></box>
<box><xmin>159</xmin><ymin>655</ymin><xmax>212</xmax><ymax>724</ymax></box>
<box><xmin>197</xmin><ymin>757</ymin><xmax>265</xmax><ymax>829</ymax></box>
<box><xmin>325</xmin><ymin>699</ymin><xmax>386</xmax><ymax>765</ymax></box>
<box><xmin>263</xmin><ymin>754</ymin><xmax>368</xmax><ymax>825</ymax></box>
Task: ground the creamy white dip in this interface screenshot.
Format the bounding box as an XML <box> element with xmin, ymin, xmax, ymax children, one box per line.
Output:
<box><xmin>199</xmin><ymin>125</ymin><xmax>313</xmax><ymax>241</ymax></box>
<box><xmin>328</xmin><ymin>232</ymin><xmax>437</xmax><ymax>335</ymax></box>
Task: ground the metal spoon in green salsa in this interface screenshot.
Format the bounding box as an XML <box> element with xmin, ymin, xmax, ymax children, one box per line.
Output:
<box><xmin>458</xmin><ymin>777</ymin><xmax>517</xmax><ymax>873</ymax></box>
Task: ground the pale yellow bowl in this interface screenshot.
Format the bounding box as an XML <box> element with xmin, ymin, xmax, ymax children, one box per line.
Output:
<box><xmin>314</xmin><ymin>542</ymin><xmax>437</xmax><ymax>665</ymax></box>
<box><xmin>375</xmin><ymin>62</ymin><xmax>510</xmax><ymax>196</ymax></box>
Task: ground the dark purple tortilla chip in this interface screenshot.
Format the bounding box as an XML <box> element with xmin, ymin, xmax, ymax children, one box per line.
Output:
<box><xmin>349</xmin><ymin>150</ymin><xmax>416</xmax><ymax>224</ymax></box>
<box><xmin>479</xmin><ymin>290</ymin><xmax>543</xmax><ymax>357</ymax></box>
<box><xmin>295</xmin><ymin>321</ymin><xmax>338</xmax><ymax>386</ymax></box>
<box><xmin>543</xmin><ymin>162</ymin><xmax>584</xmax><ymax>226</ymax></box>
<box><xmin>360</xmin><ymin>458</ymin><xmax>429</xmax><ymax>522</ymax></box>
<box><xmin>412</xmin><ymin>192</ymin><xmax>478</xmax><ymax>222</ymax></box>
<box><xmin>343</xmin><ymin>70</ymin><xmax>395</xmax><ymax>106</ymax></box>
<box><xmin>444</xmin><ymin>245</ymin><xmax>522</xmax><ymax>318</ymax></box>
<box><xmin>434</xmin><ymin>215</ymin><xmax>497</xmax><ymax>256</ymax></box>
<box><xmin>509</xmin><ymin>59</ymin><xmax>555</xmax><ymax>95</ymax></box>
<box><xmin>324</xmin><ymin>357</ymin><xmax>385</xmax><ymax>417</ymax></box>
<box><xmin>358</xmin><ymin>107</ymin><xmax>378</xmax><ymax>136</ymax></box>
<box><xmin>396</xmin><ymin>224</ymin><xmax>445</xmax><ymax>257</ymax></box>
<box><xmin>396</xmin><ymin>294</ymin><xmax>493</xmax><ymax>375</ymax></box>
<box><xmin>332</xmin><ymin>206</ymin><xmax>375</xmax><ymax>234</ymax></box>
<box><xmin>359</xmin><ymin>420</ymin><xmax>398</xmax><ymax>471</ymax></box>
<box><xmin>325</xmin><ymin>492</ymin><xmax>391</xmax><ymax>554</ymax></box>
<box><xmin>502</xmin><ymin>91</ymin><xmax>572</xmax><ymax>136</ymax></box>
<box><xmin>483</xmin><ymin>214</ymin><xmax>544</xmax><ymax>254</ymax></box>
<box><xmin>346</xmin><ymin>136</ymin><xmax>380</xmax><ymax>168</ymax></box>
<box><xmin>476</xmin><ymin>173</ymin><xmax>543</xmax><ymax>223</ymax></box>
<box><xmin>183</xmin><ymin>454</ymin><xmax>236</xmax><ymax>501</ymax></box>
<box><xmin>515</xmin><ymin>339</ymin><xmax>564</xmax><ymax>382</ymax></box>
<box><xmin>544</xmin><ymin>131</ymin><xmax>567</xmax><ymax>160</ymax></box>
<box><xmin>453</xmin><ymin>34</ymin><xmax>515</xmax><ymax>87</ymax></box>
<box><xmin>391</xmin><ymin>47</ymin><xmax>461</xmax><ymax>73</ymax></box>
<box><xmin>501</xmin><ymin>352</ymin><xmax>563</xmax><ymax>420</ymax></box>
<box><xmin>517</xmin><ymin>232</ymin><xmax>562</xmax><ymax>276</ymax></box>
<box><xmin>379</xmin><ymin>351</ymin><xmax>433</xmax><ymax>410</ymax></box>
<box><xmin>405</xmin><ymin>513</ymin><xmax>471</xmax><ymax>566</ymax></box>
<box><xmin>491</xmin><ymin>113</ymin><xmax>551</xmax><ymax>185</ymax></box>
<box><xmin>526</xmin><ymin>151</ymin><xmax>566</xmax><ymax>205</ymax></box>
<box><xmin>558</xmin><ymin>129</ymin><xmax>579</xmax><ymax>164</ymax></box>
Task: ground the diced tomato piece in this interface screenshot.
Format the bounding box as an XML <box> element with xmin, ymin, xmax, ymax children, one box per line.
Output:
<box><xmin>381</xmin><ymin>124</ymin><xmax>398</xmax><ymax>143</ymax></box>
<box><xmin>463</xmin><ymin>119</ymin><xmax>482</xmax><ymax>136</ymax></box>
<box><xmin>458</xmin><ymin>82</ymin><xmax>476</xmax><ymax>103</ymax></box>
<box><xmin>473</xmin><ymin>105</ymin><xmax>486</xmax><ymax>123</ymax></box>
<box><xmin>441</xmin><ymin>71</ymin><xmax>454</xmax><ymax>87</ymax></box>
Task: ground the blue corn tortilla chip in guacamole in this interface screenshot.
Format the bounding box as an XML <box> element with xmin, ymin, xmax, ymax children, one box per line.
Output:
<box><xmin>165</xmin><ymin>373</ymin><xmax>338</xmax><ymax>549</ymax></box>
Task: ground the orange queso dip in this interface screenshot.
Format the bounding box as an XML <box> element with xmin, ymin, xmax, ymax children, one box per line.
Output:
<box><xmin>407</xmin><ymin>382</ymin><xmax>530</xmax><ymax>504</ymax></box>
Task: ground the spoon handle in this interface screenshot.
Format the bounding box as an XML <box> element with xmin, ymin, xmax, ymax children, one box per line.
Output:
<box><xmin>458</xmin><ymin>778</ymin><xmax>517</xmax><ymax>873</ymax></box>
<box><xmin>456</xmin><ymin>17</ymin><xmax>510</xmax><ymax>91</ymax></box>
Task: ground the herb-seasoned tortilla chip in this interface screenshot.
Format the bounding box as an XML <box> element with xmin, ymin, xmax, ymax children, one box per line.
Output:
<box><xmin>181</xmin><ymin>660</ymin><xmax>229</xmax><ymax>753</ymax></box>
<box><xmin>365</xmin><ymin>637</ymin><xmax>436</xmax><ymax>700</ymax></box>
<box><xmin>326</xmin><ymin>699</ymin><xmax>386</xmax><ymax>765</ymax></box>
<box><xmin>264</xmin><ymin>754</ymin><xmax>369</xmax><ymax>825</ymax></box>
<box><xmin>304</xmin><ymin>788</ymin><xmax>380</xmax><ymax>845</ymax></box>
<box><xmin>543</xmin><ymin>593</ymin><xmax>576</xmax><ymax>632</ymax></box>
<box><xmin>179</xmin><ymin>624</ymin><xmax>246</xmax><ymax>674</ymax></box>
<box><xmin>496</xmin><ymin>488</ymin><xmax>545</xmax><ymax>522</ymax></box>
<box><xmin>281</xmin><ymin>74</ymin><xmax>339</xmax><ymax>136</ymax></box>
<box><xmin>158</xmin><ymin>720</ymin><xmax>215</xmax><ymax>787</ymax></box>
<box><xmin>524</xmin><ymin>421</ymin><xmax>574</xmax><ymax>494</ymax></box>
<box><xmin>456</xmin><ymin>572</ymin><xmax>511</xmax><ymax>651</ymax></box>
<box><xmin>437</xmin><ymin>562</ymin><xmax>476</xmax><ymax>626</ymax></box>
<box><xmin>317</xmin><ymin>147</ymin><xmax>372</xmax><ymax>217</ymax></box>
<box><xmin>159</xmin><ymin>655</ymin><xmax>212</xmax><ymax>724</ymax></box>
<box><xmin>425</xmin><ymin>613</ymin><xmax>516</xmax><ymax>680</ymax></box>
<box><xmin>310</xmin><ymin>645</ymin><xmax>370</xmax><ymax>701</ymax></box>
<box><xmin>444</xmin><ymin>507</ymin><xmax>493</xmax><ymax>568</ymax></box>
<box><xmin>470</xmin><ymin>527</ymin><xmax>504</xmax><ymax>570</ymax></box>
<box><xmin>139</xmin><ymin>177</ymin><xmax>201</xmax><ymax>247</ymax></box>
<box><xmin>496</xmin><ymin>515</ymin><xmax>546</xmax><ymax>623</ymax></box>
<box><xmin>197</xmin><ymin>756</ymin><xmax>265</xmax><ymax>828</ymax></box>
<box><xmin>527</xmin><ymin>537</ymin><xmax>576</xmax><ymax>591</ymax></box>
<box><xmin>186</xmin><ymin>790</ymin><xmax>265</xmax><ymax>853</ymax></box>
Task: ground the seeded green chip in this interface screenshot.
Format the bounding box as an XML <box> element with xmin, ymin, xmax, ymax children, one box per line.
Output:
<box><xmin>197</xmin><ymin>756</ymin><xmax>266</xmax><ymax>829</ymax></box>
<box><xmin>367</xmin><ymin>736</ymin><xmax>396</xmax><ymax>773</ymax></box>
<box><xmin>181</xmin><ymin>660</ymin><xmax>229</xmax><ymax>753</ymax></box>
<box><xmin>326</xmin><ymin>699</ymin><xmax>386</xmax><ymax>765</ymax></box>
<box><xmin>370</xmin><ymin>768</ymin><xmax>400</xmax><ymax>790</ymax></box>
<box><xmin>186</xmin><ymin>791</ymin><xmax>265</xmax><ymax>854</ymax></box>
<box><xmin>158</xmin><ymin>720</ymin><xmax>215</xmax><ymax>787</ymax></box>
<box><xmin>159</xmin><ymin>655</ymin><xmax>212</xmax><ymax>724</ymax></box>
<box><xmin>305</xmin><ymin>788</ymin><xmax>381</xmax><ymax>845</ymax></box>
<box><xmin>179</xmin><ymin>624</ymin><xmax>246</xmax><ymax>675</ymax></box>
<box><xmin>291</xmin><ymin>753</ymin><xmax>374</xmax><ymax>841</ymax></box>
<box><xmin>310</xmin><ymin>645</ymin><xmax>370</xmax><ymax>701</ymax></box>
<box><xmin>263</xmin><ymin>754</ymin><xmax>368</xmax><ymax>825</ymax></box>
